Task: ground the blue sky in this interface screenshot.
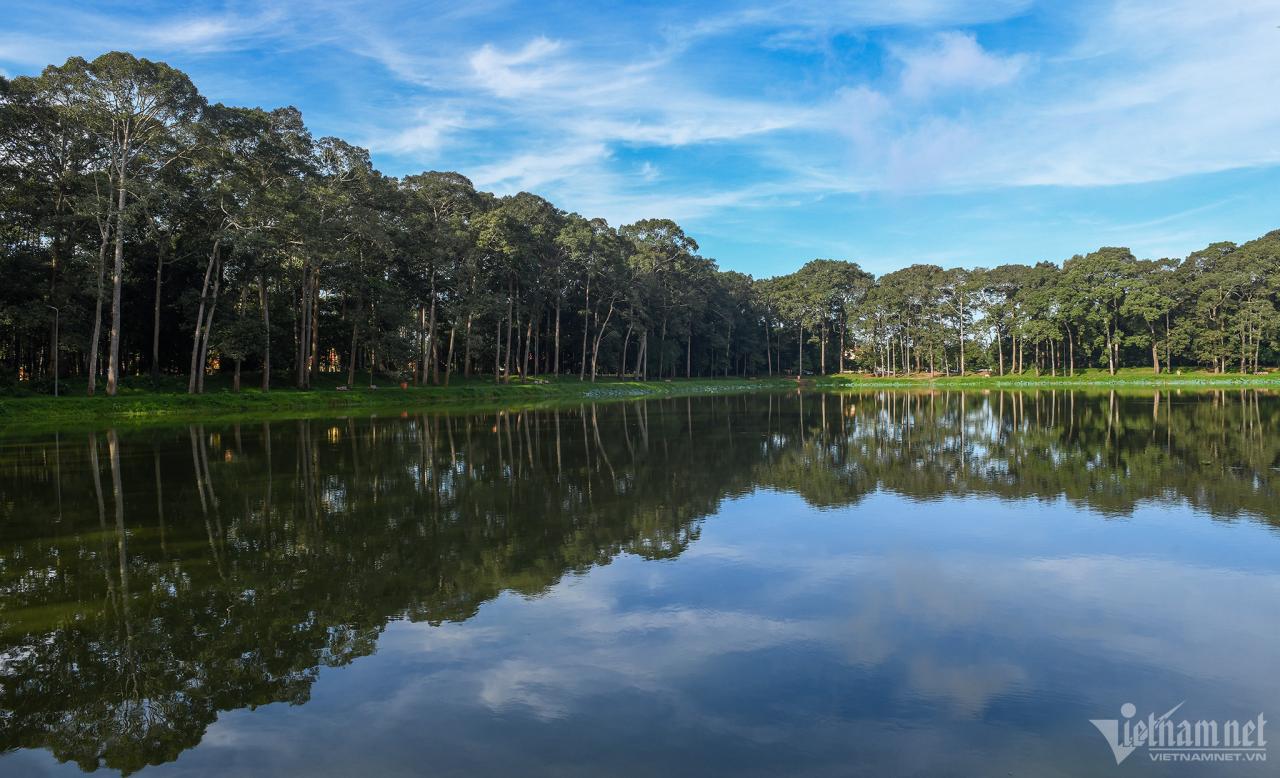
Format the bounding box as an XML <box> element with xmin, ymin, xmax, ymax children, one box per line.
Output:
<box><xmin>3</xmin><ymin>0</ymin><xmax>1279</xmax><ymax>277</ymax></box>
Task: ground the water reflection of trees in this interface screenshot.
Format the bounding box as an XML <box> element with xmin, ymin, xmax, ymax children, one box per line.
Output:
<box><xmin>769</xmin><ymin>389</ymin><xmax>1280</xmax><ymax>519</ymax></box>
<box><xmin>0</xmin><ymin>390</ymin><xmax>1276</xmax><ymax>773</ymax></box>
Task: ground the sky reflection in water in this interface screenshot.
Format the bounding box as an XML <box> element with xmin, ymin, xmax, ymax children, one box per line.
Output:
<box><xmin>1</xmin><ymin>390</ymin><xmax>1278</xmax><ymax>776</ymax></box>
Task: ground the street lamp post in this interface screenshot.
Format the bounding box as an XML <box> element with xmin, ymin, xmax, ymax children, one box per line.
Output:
<box><xmin>47</xmin><ymin>305</ymin><xmax>58</xmax><ymax>397</ymax></box>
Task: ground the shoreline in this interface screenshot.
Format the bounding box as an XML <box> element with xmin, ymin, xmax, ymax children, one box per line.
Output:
<box><xmin>1</xmin><ymin>370</ymin><xmax>1277</xmax><ymax>432</ymax></box>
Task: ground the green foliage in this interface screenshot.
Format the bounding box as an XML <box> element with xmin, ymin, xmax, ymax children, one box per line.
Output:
<box><xmin>3</xmin><ymin>52</ymin><xmax>1280</xmax><ymax>397</ymax></box>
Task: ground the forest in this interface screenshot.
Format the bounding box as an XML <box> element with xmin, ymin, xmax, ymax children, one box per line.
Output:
<box><xmin>3</xmin><ymin>52</ymin><xmax>1280</xmax><ymax>396</ymax></box>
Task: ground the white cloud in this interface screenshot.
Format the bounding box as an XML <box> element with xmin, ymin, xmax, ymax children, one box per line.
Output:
<box><xmin>469</xmin><ymin>37</ymin><xmax>566</xmax><ymax>98</ymax></box>
<box><xmin>895</xmin><ymin>32</ymin><xmax>1028</xmax><ymax>99</ymax></box>
<box><xmin>377</xmin><ymin>110</ymin><xmax>471</xmax><ymax>155</ymax></box>
<box><xmin>7</xmin><ymin>0</ymin><xmax>1277</xmax><ymax>242</ymax></box>
<box><xmin>469</xmin><ymin>142</ymin><xmax>612</xmax><ymax>193</ymax></box>
<box><xmin>675</xmin><ymin>0</ymin><xmax>1035</xmax><ymax>47</ymax></box>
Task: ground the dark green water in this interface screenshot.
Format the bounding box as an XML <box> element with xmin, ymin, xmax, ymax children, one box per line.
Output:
<box><xmin>1</xmin><ymin>390</ymin><xmax>1277</xmax><ymax>776</ymax></box>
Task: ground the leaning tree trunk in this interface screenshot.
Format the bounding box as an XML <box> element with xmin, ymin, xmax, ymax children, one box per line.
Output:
<box><xmin>195</xmin><ymin>260</ymin><xmax>222</xmax><ymax>395</ymax></box>
<box><xmin>591</xmin><ymin>300</ymin><xmax>615</xmax><ymax>382</ymax></box>
<box><xmin>189</xmin><ymin>240</ymin><xmax>220</xmax><ymax>394</ymax></box>
<box><xmin>347</xmin><ymin>297</ymin><xmax>361</xmax><ymax>389</ymax></box>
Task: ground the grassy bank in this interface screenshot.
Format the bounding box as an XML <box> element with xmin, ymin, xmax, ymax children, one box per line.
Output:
<box><xmin>1</xmin><ymin>368</ymin><xmax>1277</xmax><ymax>432</ymax></box>
<box><xmin>0</xmin><ymin>374</ymin><xmax>802</xmax><ymax>432</ymax></box>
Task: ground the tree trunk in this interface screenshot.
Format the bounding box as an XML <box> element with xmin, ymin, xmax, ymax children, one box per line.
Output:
<box><xmin>820</xmin><ymin>325</ymin><xmax>827</xmax><ymax>375</ymax></box>
<box><xmin>619</xmin><ymin>321</ymin><xmax>632</xmax><ymax>378</ymax></box>
<box><xmin>309</xmin><ymin>280</ymin><xmax>320</xmax><ymax>385</ymax></box>
<box><xmin>1150</xmin><ymin>323</ymin><xmax>1160</xmax><ymax>374</ymax></box>
<box><xmin>503</xmin><ymin>290</ymin><xmax>514</xmax><ymax>382</ymax></box>
<box><xmin>106</xmin><ymin>180</ymin><xmax>127</xmax><ymax>396</ymax></box>
<box><xmin>1164</xmin><ymin>313</ymin><xmax>1171</xmax><ymax>372</ymax></box>
<box><xmin>590</xmin><ymin>300</ymin><xmax>615</xmax><ymax>381</ymax></box>
<box><xmin>1106</xmin><ymin>320</ymin><xmax>1115</xmax><ymax>375</ymax></box>
<box><xmin>686</xmin><ymin>324</ymin><xmax>692</xmax><ymax>378</ymax></box>
<box><xmin>634</xmin><ymin>330</ymin><xmax>647</xmax><ymax>379</ymax></box>
<box><xmin>347</xmin><ymin>298</ymin><xmax>361</xmax><ymax>388</ymax></box>
<box><xmin>553</xmin><ymin>299</ymin><xmax>561</xmax><ymax>376</ymax></box>
<box><xmin>494</xmin><ymin>316</ymin><xmax>502</xmax><ymax>383</ymax></box>
<box><xmin>427</xmin><ymin>293</ymin><xmax>438</xmax><ymax>384</ymax></box>
<box><xmin>765</xmin><ymin>320</ymin><xmax>772</xmax><ymax>376</ymax></box>
<box><xmin>521</xmin><ymin>317</ymin><xmax>533</xmax><ymax>379</ymax></box>
<box><xmin>838</xmin><ymin>320</ymin><xmax>845</xmax><ymax>374</ymax></box>
<box><xmin>444</xmin><ymin>324</ymin><xmax>456</xmax><ymax>386</ymax></box>
<box><xmin>295</xmin><ymin>264</ymin><xmax>310</xmax><ymax>389</ymax></box>
<box><xmin>87</xmin><ymin>221</ymin><xmax>110</xmax><ymax>396</ymax></box>
<box><xmin>416</xmin><ymin>305</ymin><xmax>425</xmax><ymax>385</ymax></box>
<box><xmin>797</xmin><ymin>323</ymin><xmax>804</xmax><ymax>376</ymax></box>
<box><xmin>463</xmin><ymin>310</ymin><xmax>473</xmax><ymax>377</ymax></box>
<box><xmin>580</xmin><ymin>280</ymin><xmax>591</xmax><ymax>381</ymax></box>
<box><xmin>259</xmin><ymin>275</ymin><xmax>271</xmax><ymax>391</ymax></box>
<box><xmin>151</xmin><ymin>238</ymin><xmax>165</xmax><ymax>380</ymax></box>
<box><xmin>196</xmin><ymin>260</ymin><xmax>221</xmax><ymax>394</ymax></box>
<box><xmin>189</xmin><ymin>240</ymin><xmax>220</xmax><ymax>394</ymax></box>
<box><xmin>1067</xmin><ymin>327</ymin><xmax>1075</xmax><ymax>377</ymax></box>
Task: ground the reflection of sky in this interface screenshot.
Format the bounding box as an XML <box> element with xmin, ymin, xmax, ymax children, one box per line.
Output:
<box><xmin>13</xmin><ymin>490</ymin><xmax>1279</xmax><ymax>777</ymax></box>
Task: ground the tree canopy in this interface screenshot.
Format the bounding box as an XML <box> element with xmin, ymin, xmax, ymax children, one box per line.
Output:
<box><xmin>4</xmin><ymin>52</ymin><xmax>1280</xmax><ymax>394</ymax></box>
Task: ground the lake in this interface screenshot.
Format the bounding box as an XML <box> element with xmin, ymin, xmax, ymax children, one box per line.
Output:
<box><xmin>1</xmin><ymin>390</ymin><xmax>1277</xmax><ymax>776</ymax></box>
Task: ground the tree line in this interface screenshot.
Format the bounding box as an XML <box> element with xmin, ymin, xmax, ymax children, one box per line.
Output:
<box><xmin>3</xmin><ymin>52</ymin><xmax>1279</xmax><ymax>395</ymax></box>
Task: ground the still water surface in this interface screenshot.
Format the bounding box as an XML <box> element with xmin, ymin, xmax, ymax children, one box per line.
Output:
<box><xmin>1</xmin><ymin>390</ymin><xmax>1278</xmax><ymax>776</ymax></box>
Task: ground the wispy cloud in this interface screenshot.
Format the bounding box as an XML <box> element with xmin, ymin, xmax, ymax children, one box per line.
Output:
<box><xmin>4</xmin><ymin>0</ymin><xmax>1278</xmax><ymax>271</ymax></box>
<box><xmin>469</xmin><ymin>37</ymin><xmax>566</xmax><ymax>98</ymax></box>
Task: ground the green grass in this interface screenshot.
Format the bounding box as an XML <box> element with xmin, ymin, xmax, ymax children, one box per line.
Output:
<box><xmin>2</xmin><ymin>367</ymin><xmax>1276</xmax><ymax>432</ymax></box>
<box><xmin>0</xmin><ymin>372</ymin><xmax>803</xmax><ymax>432</ymax></box>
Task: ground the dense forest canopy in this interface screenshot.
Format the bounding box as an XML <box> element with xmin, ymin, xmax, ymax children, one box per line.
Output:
<box><xmin>3</xmin><ymin>52</ymin><xmax>1280</xmax><ymax>395</ymax></box>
